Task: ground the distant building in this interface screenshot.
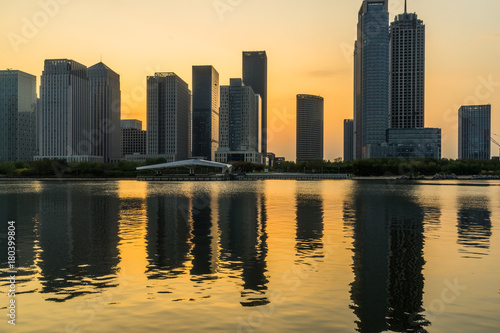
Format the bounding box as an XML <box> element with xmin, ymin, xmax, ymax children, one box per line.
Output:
<box><xmin>296</xmin><ymin>94</ymin><xmax>324</xmax><ymax>163</ymax></box>
<box><xmin>88</xmin><ymin>62</ymin><xmax>121</xmax><ymax>162</ymax></box>
<box><xmin>344</xmin><ymin>119</ymin><xmax>354</xmax><ymax>162</ymax></box>
<box><xmin>389</xmin><ymin>11</ymin><xmax>425</xmax><ymax>129</ymax></box>
<box><xmin>216</xmin><ymin>78</ymin><xmax>262</xmax><ymax>164</ymax></box>
<box><xmin>275</xmin><ymin>157</ymin><xmax>286</xmax><ymax>164</ymax></box>
<box><xmin>387</xmin><ymin>128</ymin><xmax>441</xmax><ymax>159</ymax></box>
<box><xmin>459</xmin><ymin>105</ymin><xmax>491</xmax><ymax>160</ymax></box>
<box><xmin>121</xmin><ymin>119</ymin><xmax>146</xmax><ymax>157</ymax></box>
<box><xmin>354</xmin><ymin>0</ymin><xmax>390</xmax><ymax>159</ymax></box>
<box><xmin>36</xmin><ymin>59</ymin><xmax>102</xmax><ymax>163</ymax></box>
<box><xmin>0</xmin><ymin>70</ymin><xmax>37</xmax><ymax>162</ymax></box>
<box><xmin>243</xmin><ymin>51</ymin><xmax>268</xmax><ymax>154</ymax></box>
<box><xmin>147</xmin><ymin>73</ymin><xmax>191</xmax><ymax>163</ymax></box>
<box><xmin>192</xmin><ymin>66</ymin><xmax>219</xmax><ymax>161</ymax></box>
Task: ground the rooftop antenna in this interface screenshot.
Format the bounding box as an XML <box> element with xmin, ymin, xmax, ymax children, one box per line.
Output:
<box><xmin>404</xmin><ymin>0</ymin><xmax>407</xmax><ymax>13</ymax></box>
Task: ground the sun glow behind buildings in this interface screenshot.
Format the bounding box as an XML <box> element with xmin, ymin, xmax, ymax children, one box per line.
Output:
<box><xmin>1</xmin><ymin>0</ymin><xmax>499</xmax><ymax>160</ymax></box>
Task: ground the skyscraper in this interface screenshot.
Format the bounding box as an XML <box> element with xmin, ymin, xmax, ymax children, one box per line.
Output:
<box><xmin>354</xmin><ymin>0</ymin><xmax>390</xmax><ymax>159</ymax></box>
<box><xmin>88</xmin><ymin>62</ymin><xmax>121</xmax><ymax>162</ymax></box>
<box><xmin>192</xmin><ymin>66</ymin><xmax>219</xmax><ymax>161</ymax></box>
<box><xmin>344</xmin><ymin>119</ymin><xmax>354</xmax><ymax>162</ymax></box>
<box><xmin>37</xmin><ymin>59</ymin><xmax>100</xmax><ymax>162</ymax></box>
<box><xmin>0</xmin><ymin>70</ymin><xmax>37</xmax><ymax>162</ymax></box>
<box><xmin>459</xmin><ymin>105</ymin><xmax>491</xmax><ymax>160</ymax></box>
<box><xmin>296</xmin><ymin>94</ymin><xmax>324</xmax><ymax>163</ymax></box>
<box><xmin>147</xmin><ymin>73</ymin><xmax>191</xmax><ymax>162</ymax></box>
<box><xmin>389</xmin><ymin>9</ymin><xmax>425</xmax><ymax>129</ymax></box>
<box><xmin>215</xmin><ymin>79</ymin><xmax>261</xmax><ymax>164</ymax></box>
<box><xmin>243</xmin><ymin>51</ymin><xmax>267</xmax><ymax>154</ymax></box>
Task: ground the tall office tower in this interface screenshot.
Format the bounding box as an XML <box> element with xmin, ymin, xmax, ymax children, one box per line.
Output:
<box><xmin>296</xmin><ymin>95</ymin><xmax>324</xmax><ymax>163</ymax></box>
<box><xmin>243</xmin><ymin>51</ymin><xmax>267</xmax><ymax>154</ymax></box>
<box><xmin>88</xmin><ymin>62</ymin><xmax>121</xmax><ymax>162</ymax></box>
<box><xmin>344</xmin><ymin>119</ymin><xmax>354</xmax><ymax>162</ymax></box>
<box><xmin>216</xmin><ymin>79</ymin><xmax>261</xmax><ymax>163</ymax></box>
<box><xmin>147</xmin><ymin>73</ymin><xmax>191</xmax><ymax>162</ymax></box>
<box><xmin>192</xmin><ymin>66</ymin><xmax>219</xmax><ymax>161</ymax></box>
<box><xmin>354</xmin><ymin>0</ymin><xmax>390</xmax><ymax>159</ymax></box>
<box><xmin>390</xmin><ymin>8</ymin><xmax>425</xmax><ymax>129</ymax></box>
<box><xmin>38</xmin><ymin>59</ymin><xmax>99</xmax><ymax>162</ymax></box>
<box><xmin>458</xmin><ymin>105</ymin><xmax>491</xmax><ymax>160</ymax></box>
<box><xmin>0</xmin><ymin>70</ymin><xmax>37</xmax><ymax>162</ymax></box>
<box><xmin>121</xmin><ymin>119</ymin><xmax>146</xmax><ymax>157</ymax></box>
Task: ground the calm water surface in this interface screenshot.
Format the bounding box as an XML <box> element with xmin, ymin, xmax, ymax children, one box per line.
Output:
<box><xmin>0</xmin><ymin>180</ymin><xmax>499</xmax><ymax>332</ymax></box>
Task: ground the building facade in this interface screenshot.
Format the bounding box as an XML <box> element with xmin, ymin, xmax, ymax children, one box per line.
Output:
<box><xmin>459</xmin><ymin>105</ymin><xmax>491</xmax><ymax>160</ymax></box>
<box><xmin>0</xmin><ymin>70</ymin><xmax>37</xmax><ymax>162</ymax></box>
<box><xmin>88</xmin><ymin>62</ymin><xmax>121</xmax><ymax>162</ymax></box>
<box><xmin>384</xmin><ymin>128</ymin><xmax>441</xmax><ymax>159</ymax></box>
<box><xmin>121</xmin><ymin>119</ymin><xmax>146</xmax><ymax>157</ymax></box>
<box><xmin>354</xmin><ymin>0</ymin><xmax>390</xmax><ymax>159</ymax></box>
<box><xmin>344</xmin><ymin>119</ymin><xmax>354</xmax><ymax>162</ymax></box>
<box><xmin>390</xmin><ymin>12</ymin><xmax>425</xmax><ymax>129</ymax></box>
<box><xmin>296</xmin><ymin>94</ymin><xmax>324</xmax><ymax>163</ymax></box>
<box><xmin>37</xmin><ymin>59</ymin><xmax>102</xmax><ymax>163</ymax></box>
<box><xmin>147</xmin><ymin>73</ymin><xmax>191</xmax><ymax>162</ymax></box>
<box><xmin>216</xmin><ymin>78</ymin><xmax>261</xmax><ymax>164</ymax></box>
<box><xmin>243</xmin><ymin>51</ymin><xmax>268</xmax><ymax>154</ymax></box>
<box><xmin>192</xmin><ymin>66</ymin><xmax>219</xmax><ymax>161</ymax></box>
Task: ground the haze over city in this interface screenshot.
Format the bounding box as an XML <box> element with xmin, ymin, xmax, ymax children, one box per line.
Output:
<box><xmin>1</xmin><ymin>0</ymin><xmax>499</xmax><ymax>160</ymax></box>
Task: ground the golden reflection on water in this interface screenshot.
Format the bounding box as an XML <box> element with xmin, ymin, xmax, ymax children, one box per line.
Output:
<box><xmin>0</xmin><ymin>180</ymin><xmax>499</xmax><ymax>332</ymax></box>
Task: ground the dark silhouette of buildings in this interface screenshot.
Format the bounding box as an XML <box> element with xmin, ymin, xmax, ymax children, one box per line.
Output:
<box><xmin>243</xmin><ymin>51</ymin><xmax>268</xmax><ymax>155</ymax></box>
<box><xmin>192</xmin><ymin>66</ymin><xmax>220</xmax><ymax>161</ymax></box>
<box><xmin>296</xmin><ymin>94</ymin><xmax>324</xmax><ymax>162</ymax></box>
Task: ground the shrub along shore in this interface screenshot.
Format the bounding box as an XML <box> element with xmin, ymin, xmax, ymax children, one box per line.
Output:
<box><xmin>1</xmin><ymin>158</ymin><xmax>499</xmax><ymax>179</ymax></box>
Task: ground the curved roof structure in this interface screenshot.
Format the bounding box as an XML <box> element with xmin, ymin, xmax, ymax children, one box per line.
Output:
<box><xmin>136</xmin><ymin>159</ymin><xmax>232</xmax><ymax>173</ymax></box>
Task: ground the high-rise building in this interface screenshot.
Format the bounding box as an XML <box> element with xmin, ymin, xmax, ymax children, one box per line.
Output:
<box><xmin>192</xmin><ymin>66</ymin><xmax>219</xmax><ymax>161</ymax></box>
<box><xmin>0</xmin><ymin>70</ymin><xmax>37</xmax><ymax>162</ymax></box>
<box><xmin>147</xmin><ymin>73</ymin><xmax>191</xmax><ymax>162</ymax></box>
<box><xmin>354</xmin><ymin>0</ymin><xmax>390</xmax><ymax>159</ymax></box>
<box><xmin>216</xmin><ymin>79</ymin><xmax>261</xmax><ymax>164</ymax></box>
<box><xmin>459</xmin><ymin>105</ymin><xmax>491</xmax><ymax>160</ymax></box>
<box><xmin>296</xmin><ymin>95</ymin><xmax>324</xmax><ymax>163</ymax></box>
<box><xmin>88</xmin><ymin>62</ymin><xmax>121</xmax><ymax>162</ymax></box>
<box><xmin>389</xmin><ymin>10</ymin><xmax>425</xmax><ymax>129</ymax></box>
<box><xmin>37</xmin><ymin>59</ymin><xmax>101</xmax><ymax>163</ymax></box>
<box><xmin>344</xmin><ymin>119</ymin><xmax>354</xmax><ymax>162</ymax></box>
<box><xmin>243</xmin><ymin>51</ymin><xmax>267</xmax><ymax>154</ymax></box>
<box><xmin>121</xmin><ymin>119</ymin><xmax>146</xmax><ymax>157</ymax></box>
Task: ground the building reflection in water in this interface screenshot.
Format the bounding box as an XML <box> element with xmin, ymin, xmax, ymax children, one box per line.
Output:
<box><xmin>344</xmin><ymin>182</ymin><xmax>430</xmax><ymax>333</ymax></box>
<box><xmin>218</xmin><ymin>187</ymin><xmax>269</xmax><ymax>307</ymax></box>
<box><xmin>37</xmin><ymin>183</ymin><xmax>120</xmax><ymax>302</ymax></box>
<box><xmin>457</xmin><ymin>195</ymin><xmax>492</xmax><ymax>259</ymax></box>
<box><xmin>144</xmin><ymin>183</ymin><xmax>269</xmax><ymax>306</ymax></box>
<box><xmin>295</xmin><ymin>182</ymin><xmax>324</xmax><ymax>263</ymax></box>
<box><xmin>145</xmin><ymin>184</ymin><xmax>191</xmax><ymax>279</ymax></box>
<box><xmin>0</xmin><ymin>186</ymin><xmax>39</xmax><ymax>292</ymax></box>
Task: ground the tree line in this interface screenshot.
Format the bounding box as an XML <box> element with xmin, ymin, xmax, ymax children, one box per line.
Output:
<box><xmin>0</xmin><ymin>158</ymin><xmax>499</xmax><ymax>178</ymax></box>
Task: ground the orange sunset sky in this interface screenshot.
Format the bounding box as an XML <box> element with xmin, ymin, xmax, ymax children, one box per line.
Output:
<box><xmin>1</xmin><ymin>0</ymin><xmax>499</xmax><ymax>161</ymax></box>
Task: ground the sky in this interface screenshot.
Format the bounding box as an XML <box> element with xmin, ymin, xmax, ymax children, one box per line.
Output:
<box><xmin>1</xmin><ymin>0</ymin><xmax>500</xmax><ymax>161</ymax></box>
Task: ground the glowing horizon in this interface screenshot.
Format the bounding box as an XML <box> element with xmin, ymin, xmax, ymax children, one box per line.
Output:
<box><xmin>1</xmin><ymin>0</ymin><xmax>499</xmax><ymax>160</ymax></box>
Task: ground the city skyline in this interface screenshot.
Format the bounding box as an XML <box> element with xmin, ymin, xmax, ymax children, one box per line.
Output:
<box><xmin>1</xmin><ymin>0</ymin><xmax>500</xmax><ymax>160</ymax></box>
